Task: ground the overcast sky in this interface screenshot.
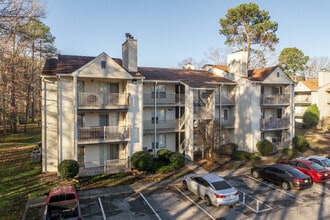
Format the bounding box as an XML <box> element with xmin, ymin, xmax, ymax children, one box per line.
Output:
<box><xmin>42</xmin><ymin>0</ymin><xmax>330</xmax><ymax>68</ymax></box>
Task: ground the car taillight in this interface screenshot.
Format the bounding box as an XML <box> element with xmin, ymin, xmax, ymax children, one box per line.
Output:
<box><xmin>234</xmin><ymin>191</ymin><xmax>239</xmax><ymax>195</ymax></box>
<box><xmin>317</xmin><ymin>172</ymin><xmax>323</xmax><ymax>177</ymax></box>
<box><xmin>292</xmin><ymin>178</ymin><xmax>304</xmax><ymax>183</ymax></box>
<box><xmin>214</xmin><ymin>193</ymin><xmax>225</xmax><ymax>198</ymax></box>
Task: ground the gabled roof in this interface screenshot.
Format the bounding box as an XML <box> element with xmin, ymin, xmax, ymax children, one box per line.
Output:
<box><xmin>247</xmin><ymin>66</ymin><xmax>278</xmax><ymax>81</ymax></box>
<box><xmin>301</xmin><ymin>78</ymin><xmax>318</xmax><ymax>91</ymax></box>
<box><xmin>42</xmin><ymin>55</ymin><xmax>122</xmax><ymax>76</ymax></box>
<box><xmin>138</xmin><ymin>67</ymin><xmax>235</xmax><ymax>88</ymax></box>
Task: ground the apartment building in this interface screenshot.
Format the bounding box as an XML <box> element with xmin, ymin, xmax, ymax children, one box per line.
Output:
<box><xmin>41</xmin><ymin>34</ymin><xmax>295</xmax><ymax>176</ymax></box>
<box><xmin>294</xmin><ymin>71</ymin><xmax>330</xmax><ymax>129</ymax></box>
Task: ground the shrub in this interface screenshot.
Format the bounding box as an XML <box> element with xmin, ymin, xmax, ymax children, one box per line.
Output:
<box><xmin>131</xmin><ymin>151</ymin><xmax>153</xmax><ymax>172</ymax></box>
<box><xmin>157</xmin><ymin>149</ymin><xmax>172</xmax><ymax>160</ymax></box>
<box><xmin>157</xmin><ymin>164</ymin><xmax>177</xmax><ymax>174</ymax></box>
<box><xmin>231</xmin><ymin>151</ymin><xmax>250</xmax><ymax>160</ymax></box>
<box><xmin>58</xmin><ymin>159</ymin><xmax>79</xmax><ymax>179</ymax></box>
<box><xmin>292</xmin><ymin>135</ymin><xmax>310</xmax><ymax>152</ymax></box>
<box><xmin>303</xmin><ymin>104</ymin><xmax>320</xmax><ymax>128</ymax></box>
<box><xmin>219</xmin><ymin>143</ymin><xmax>238</xmax><ymax>156</ymax></box>
<box><xmin>256</xmin><ymin>139</ymin><xmax>274</xmax><ymax>156</ymax></box>
<box><xmin>169</xmin><ymin>152</ymin><xmax>185</xmax><ymax>169</ymax></box>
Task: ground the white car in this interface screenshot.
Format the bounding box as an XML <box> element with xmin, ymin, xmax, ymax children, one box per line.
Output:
<box><xmin>182</xmin><ymin>173</ymin><xmax>239</xmax><ymax>207</ymax></box>
<box><xmin>305</xmin><ymin>155</ymin><xmax>330</xmax><ymax>170</ymax></box>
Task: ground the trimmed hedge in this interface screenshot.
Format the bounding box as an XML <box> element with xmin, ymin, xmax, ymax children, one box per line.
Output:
<box><xmin>231</xmin><ymin>151</ymin><xmax>260</xmax><ymax>161</ymax></box>
<box><xmin>58</xmin><ymin>159</ymin><xmax>79</xmax><ymax>179</ymax></box>
<box><xmin>293</xmin><ymin>135</ymin><xmax>309</xmax><ymax>152</ymax></box>
<box><xmin>131</xmin><ymin>151</ymin><xmax>153</xmax><ymax>172</ymax></box>
<box><xmin>256</xmin><ymin>139</ymin><xmax>274</xmax><ymax>156</ymax></box>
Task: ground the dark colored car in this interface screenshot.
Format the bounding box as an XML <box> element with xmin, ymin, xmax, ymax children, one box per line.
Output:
<box><xmin>43</xmin><ymin>186</ymin><xmax>82</xmax><ymax>220</ymax></box>
<box><xmin>279</xmin><ymin>159</ymin><xmax>330</xmax><ymax>183</ymax></box>
<box><xmin>251</xmin><ymin>164</ymin><xmax>312</xmax><ymax>190</ymax></box>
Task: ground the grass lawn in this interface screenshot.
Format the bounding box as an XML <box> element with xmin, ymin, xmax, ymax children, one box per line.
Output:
<box><xmin>0</xmin><ymin>124</ymin><xmax>329</xmax><ymax>220</ymax></box>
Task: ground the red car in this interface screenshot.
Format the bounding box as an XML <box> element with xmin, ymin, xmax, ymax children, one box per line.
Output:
<box><xmin>43</xmin><ymin>186</ymin><xmax>82</xmax><ymax>220</ymax></box>
<box><xmin>278</xmin><ymin>159</ymin><xmax>330</xmax><ymax>183</ymax></box>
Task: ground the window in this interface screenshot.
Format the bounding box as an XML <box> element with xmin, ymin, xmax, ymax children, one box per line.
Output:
<box><xmin>100</xmin><ymin>82</ymin><xmax>119</xmax><ymax>104</ymax></box>
<box><xmin>152</xmin><ymin>134</ymin><xmax>166</xmax><ymax>149</ymax></box>
<box><xmin>152</xmin><ymin>84</ymin><xmax>166</xmax><ymax>98</ymax></box>
<box><xmin>77</xmin><ymin>114</ymin><xmax>84</xmax><ymax>128</ymax></box>
<box><xmin>223</xmin><ymin>108</ymin><xmax>229</xmax><ymax>121</ymax></box>
<box><xmin>101</xmin><ymin>61</ymin><xmax>106</xmax><ymax>69</ymax></box>
<box><xmin>100</xmin><ymin>144</ymin><xmax>119</xmax><ymax>165</ymax></box>
<box><xmin>77</xmin><ymin>81</ymin><xmax>84</xmax><ymax>92</ymax></box>
<box><xmin>152</xmin><ymin>109</ymin><xmax>166</xmax><ymax>124</ymax></box>
<box><xmin>100</xmin><ymin>113</ymin><xmax>119</xmax><ymax>127</ymax></box>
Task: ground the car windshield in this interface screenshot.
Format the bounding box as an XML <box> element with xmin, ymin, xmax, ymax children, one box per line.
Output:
<box><xmin>211</xmin><ymin>180</ymin><xmax>232</xmax><ymax>190</ymax></box>
<box><xmin>287</xmin><ymin>168</ymin><xmax>306</xmax><ymax>178</ymax></box>
<box><xmin>49</xmin><ymin>193</ymin><xmax>76</xmax><ymax>203</ymax></box>
<box><xmin>321</xmin><ymin>159</ymin><xmax>330</xmax><ymax>167</ymax></box>
<box><xmin>310</xmin><ymin>163</ymin><xmax>324</xmax><ymax>171</ymax></box>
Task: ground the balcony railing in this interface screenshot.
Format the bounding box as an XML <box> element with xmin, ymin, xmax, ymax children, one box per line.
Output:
<box><xmin>143</xmin><ymin>93</ymin><xmax>185</xmax><ymax>106</ymax></box>
<box><xmin>143</xmin><ymin>120</ymin><xmax>177</xmax><ymax>133</ymax></box>
<box><xmin>78</xmin><ymin>158</ymin><xmax>130</xmax><ymax>176</ymax></box>
<box><xmin>78</xmin><ymin>126</ymin><xmax>130</xmax><ymax>143</ymax></box>
<box><xmin>194</xmin><ymin>107</ymin><xmax>213</xmax><ymax>119</ymax></box>
<box><xmin>294</xmin><ymin>96</ymin><xmax>311</xmax><ymax>104</ymax></box>
<box><xmin>261</xmin><ymin>94</ymin><xmax>290</xmax><ymax>105</ymax></box>
<box><xmin>78</xmin><ymin>93</ymin><xmax>130</xmax><ymax>108</ymax></box>
<box><xmin>260</xmin><ymin>117</ymin><xmax>290</xmax><ymax>130</ymax></box>
<box><xmin>215</xmin><ymin>93</ymin><xmax>235</xmax><ymax>105</ymax></box>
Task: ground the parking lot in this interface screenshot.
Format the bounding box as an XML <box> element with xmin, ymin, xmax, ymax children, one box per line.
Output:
<box><xmin>24</xmin><ymin>170</ymin><xmax>330</xmax><ymax>220</ymax></box>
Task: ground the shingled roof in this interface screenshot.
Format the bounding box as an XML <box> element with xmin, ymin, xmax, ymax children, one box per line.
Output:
<box><xmin>247</xmin><ymin>66</ymin><xmax>278</xmax><ymax>81</ymax></box>
<box><xmin>42</xmin><ymin>55</ymin><xmax>122</xmax><ymax>76</ymax></box>
<box><xmin>301</xmin><ymin>78</ymin><xmax>318</xmax><ymax>91</ymax></box>
<box><xmin>138</xmin><ymin>67</ymin><xmax>235</xmax><ymax>88</ymax></box>
<box><xmin>42</xmin><ymin>54</ymin><xmax>236</xmax><ymax>88</ymax></box>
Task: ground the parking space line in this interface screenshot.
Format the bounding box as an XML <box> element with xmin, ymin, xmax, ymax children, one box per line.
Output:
<box><xmin>175</xmin><ymin>187</ymin><xmax>216</xmax><ymax>220</ymax></box>
<box><xmin>139</xmin><ymin>192</ymin><xmax>162</xmax><ymax>220</ymax></box>
<box><xmin>98</xmin><ymin>197</ymin><xmax>106</xmax><ymax>220</ymax></box>
<box><xmin>245</xmin><ymin>175</ymin><xmax>304</xmax><ymax>202</ymax></box>
<box><xmin>237</xmin><ymin>189</ymin><xmax>273</xmax><ymax>213</ymax></box>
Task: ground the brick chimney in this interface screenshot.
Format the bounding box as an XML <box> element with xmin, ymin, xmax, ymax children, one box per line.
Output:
<box><xmin>122</xmin><ymin>33</ymin><xmax>138</xmax><ymax>72</ymax></box>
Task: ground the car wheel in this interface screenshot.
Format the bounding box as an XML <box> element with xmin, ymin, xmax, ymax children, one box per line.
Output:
<box><xmin>205</xmin><ymin>195</ymin><xmax>212</xmax><ymax>206</ymax></box>
<box><xmin>182</xmin><ymin>180</ymin><xmax>188</xmax><ymax>190</ymax></box>
<box><xmin>252</xmin><ymin>170</ymin><xmax>259</xmax><ymax>179</ymax></box>
<box><xmin>281</xmin><ymin>181</ymin><xmax>290</xmax><ymax>190</ymax></box>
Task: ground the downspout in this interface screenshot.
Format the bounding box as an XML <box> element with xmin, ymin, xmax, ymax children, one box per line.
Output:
<box><xmin>178</xmin><ymin>83</ymin><xmax>181</xmax><ymax>153</ymax></box>
<box><xmin>43</xmin><ymin>79</ymin><xmax>47</xmax><ymax>172</ymax></box>
<box><xmin>58</xmin><ymin>75</ymin><xmax>63</xmax><ymax>163</ymax></box>
<box><xmin>73</xmin><ymin>75</ymin><xmax>77</xmax><ymax>160</ymax></box>
<box><xmin>219</xmin><ymin>84</ymin><xmax>223</xmax><ymax>147</ymax></box>
<box><xmin>154</xmin><ymin>81</ymin><xmax>157</xmax><ymax>157</ymax></box>
<box><xmin>290</xmin><ymin>82</ymin><xmax>295</xmax><ymax>149</ymax></box>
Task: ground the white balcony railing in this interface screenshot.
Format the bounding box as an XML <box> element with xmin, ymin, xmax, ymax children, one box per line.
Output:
<box><xmin>261</xmin><ymin>94</ymin><xmax>290</xmax><ymax>105</ymax></box>
<box><xmin>215</xmin><ymin>93</ymin><xmax>235</xmax><ymax>105</ymax></box>
<box><xmin>78</xmin><ymin>93</ymin><xmax>130</xmax><ymax>107</ymax></box>
<box><xmin>143</xmin><ymin>119</ymin><xmax>177</xmax><ymax>131</ymax></box>
<box><xmin>143</xmin><ymin>93</ymin><xmax>185</xmax><ymax>105</ymax></box>
<box><xmin>260</xmin><ymin>117</ymin><xmax>290</xmax><ymax>130</ymax></box>
<box><xmin>78</xmin><ymin>126</ymin><xmax>130</xmax><ymax>142</ymax></box>
<box><xmin>78</xmin><ymin>158</ymin><xmax>130</xmax><ymax>176</ymax></box>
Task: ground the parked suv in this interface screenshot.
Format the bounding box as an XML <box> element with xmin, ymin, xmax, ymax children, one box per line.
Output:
<box><xmin>43</xmin><ymin>186</ymin><xmax>82</xmax><ymax>220</ymax></box>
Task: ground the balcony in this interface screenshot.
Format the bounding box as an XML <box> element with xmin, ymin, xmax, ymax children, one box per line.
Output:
<box><xmin>78</xmin><ymin>158</ymin><xmax>130</xmax><ymax>176</ymax></box>
<box><xmin>260</xmin><ymin>117</ymin><xmax>290</xmax><ymax>130</ymax></box>
<box><xmin>143</xmin><ymin>119</ymin><xmax>177</xmax><ymax>134</ymax></box>
<box><xmin>294</xmin><ymin>96</ymin><xmax>311</xmax><ymax>105</ymax></box>
<box><xmin>78</xmin><ymin>93</ymin><xmax>130</xmax><ymax>109</ymax></box>
<box><xmin>78</xmin><ymin>126</ymin><xmax>130</xmax><ymax>144</ymax></box>
<box><xmin>261</xmin><ymin>94</ymin><xmax>290</xmax><ymax>106</ymax></box>
<box><xmin>215</xmin><ymin>93</ymin><xmax>235</xmax><ymax>105</ymax></box>
<box><xmin>143</xmin><ymin>93</ymin><xmax>185</xmax><ymax>106</ymax></box>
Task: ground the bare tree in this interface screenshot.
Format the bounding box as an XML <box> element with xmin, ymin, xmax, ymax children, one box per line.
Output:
<box><xmin>306</xmin><ymin>56</ymin><xmax>330</xmax><ymax>79</ymax></box>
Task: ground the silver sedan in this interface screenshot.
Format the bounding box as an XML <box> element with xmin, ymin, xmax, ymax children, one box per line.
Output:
<box><xmin>182</xmin><ymin>173</ymin><xmax>239</xmax><ymax>207</ymax></box>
